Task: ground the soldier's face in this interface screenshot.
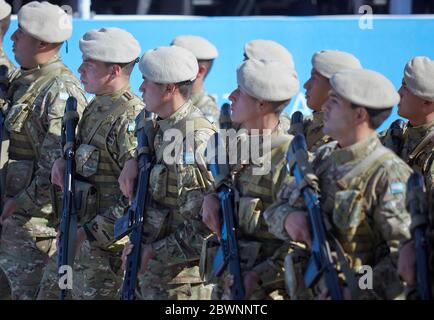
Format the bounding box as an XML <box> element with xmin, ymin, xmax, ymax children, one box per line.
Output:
<box><xmin>398</xmin><ymin>79</ymin><xmax>425</xmax><ymax>120</ymax></box>
<box><xmin>304</xmin><ymin>69</ymin><xmax>331</xmax><ymax>111</ymax></box>
<box><xmin>11</xmin><ymin>26</ymin><xmax>39</xmax><ymax>69</ymax></box>
<box><xmin>78</xmin><ymin>59</ymin><xmax>112</xmax><ymax>95</ymax></box>
<box><xmin>229</xmin><ymin>86</ymin><xmax>259</xmax><ymax>125</ymax></box>
<box><xmin>322</xmin><ymin>90</ymin><xmax>357</xmax><ymax>140</ymax></box>
<box><xmin>139</xmin><ymin>77</ymin><xmax>165</xmax><ymax>113</ymax></box>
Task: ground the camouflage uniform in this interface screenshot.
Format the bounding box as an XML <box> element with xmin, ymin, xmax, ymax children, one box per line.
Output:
<box><xmin>0</xmin><ymin>56</ymin><xmax>86</xmax><ymax>299</ymax></box>
<box><xmin>202</xmin><ymin>124</ymin><xmax>294</xmax><ymax>300</ymax></box>
<box><xmin>135</xmin><ymin>101</ymin><xmax>217</xmax><ymax>300</ymax></box>
<box><xmin>382</xmin><ymin>119</ymin><xmax>434</xmax><ymax>296</ymax></box>
<box><xmin>36</xmin><ymin>87</ymin><xmax>143</xmax><ymax>300</ymax></box>
<box><xmin>264</xmin><ymin>134</ymin><xmax>413</xmax><ymax>299</ymax></box>
<box><xmin>382</xmin><ymin>120</ymin><xmax>434</xmax><ymax>212</ymax></box>
<box><xmin>191</xmin><ymin>89</ymin><xmax>220</xmax><ymax>125</ymax></box>
<box><xmin>288</xmin><ymin>111</ymin><xmax>332</xmax><ymax>152</ymax></box>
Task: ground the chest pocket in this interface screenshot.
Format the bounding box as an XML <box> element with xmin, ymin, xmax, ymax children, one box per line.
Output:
<box><xmin>332</xmin><ymin>146</ymin><xmax>396</xmax><ymax>234</ymax></box>
<box><xmin>75</xmin><ymin>144</ymin><xmax>100</xmax><ymax>178</ymax></box>
<box><xmin>237</xmin><ymin>196</ymin><xmax>263</xmax><ymax>235</ymax></box>
<box><xmin>5</xmin><ymin>103</ymin><xmax>30</xmax><ymax>133</ymax></box>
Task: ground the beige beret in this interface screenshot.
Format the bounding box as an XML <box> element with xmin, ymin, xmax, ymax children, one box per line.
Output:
<box><xmin>171</xmin><ymin>35</ymin><xmax>218</xmax><ymax>60</ymax></box>
<box><xmin>0</xmin><ymin>0</ymin><xmax>11</xmax><ymax>20</ymax></box>
<box><xmin>80</xmin><ymin>27</ymin><xmax>141</xmax><ymax>63</ymax></box>
<box><xmin>244</xmin><ymin>39</ymin><xmax>295</xmax><ymax>69</ymax></box>
<box><xmin>18</xmin><ymin>1</ymin><xmax>72</xmax><ymax>43</ymax></box>
<box><xmin>139</xmin><ymin>46</ymin><xmax>199</xmax><ymax>84</ymax></box>
<box><xmin>312</xmin><ymin>50</ymin><xmax>362</xmax><ymax>79</ymax></box>
<box><xmin>330</xmin><ymin>69</ymin><xmax>400</xmax><ymax>109</ymax></box>
<box><xmin>237</xmin><ymin>59</ymin><xmax>299</xmax><ymax>102</ymax></box>
<box><xmin>404</xmin><ymin>56</ymin><xmax>434</xmax><ymax>102</ymax></box>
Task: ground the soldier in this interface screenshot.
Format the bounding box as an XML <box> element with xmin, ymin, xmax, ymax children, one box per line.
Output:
<box><xmin>290</xmin><ymin>50</ymin><xmax>362</xmax><ymax>151</ymax></box>
<box><xmin>264</xmin><ymin>69</ymin><xmax>413</xmax><ymax>300</ymax></box>
<box><xmin>120</xmin><ymin>46</ymin><xmax>217</xmax><ymax>299</ymax></box>
<box><xmin>0</xmin><ymin>0</ymin><xmax>15</xmax><ymax>73</ymax></box>
<box><xmin>171</xmin><ymin>35</ymin><xmax>220</xmax><ymax>125</ymax></box>
<box><xmin>201</xmin><ymin>58</ymin><xmax>299</xmax><ymax>299</ymax></box>
<box><xmin>242</xmin><ymin>39</ymin><xmax>296</xmax><ymax>132</ymax></box>
<box><xmin>0</xmin><ymin>1</ymin><xmax>87</xmax><ymax>300</ymax></box>
<box><xmin>391</xmin><ymin>57</ymin><xmax>434</xmax><ymax>296</ymax></box>
<box><xmin>37</xmin><ymin>27</ymin><xmax>144</xmax><ymax>300</ymax></box>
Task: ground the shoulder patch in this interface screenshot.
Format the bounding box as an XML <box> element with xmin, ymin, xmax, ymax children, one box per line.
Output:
<box><xmin>127</xmin><ymin>120</ymin><xmax>136</xmax><ymax>133</ymax></box>
<box><xmin>390</xmin><ymin>182</ymin><xmax>405</xmax><ymax>194</ymax></box>
<box><xmin>58</xmin><ymin>91</ymin><xmax>69</xmax><ymax>101</ymax></box>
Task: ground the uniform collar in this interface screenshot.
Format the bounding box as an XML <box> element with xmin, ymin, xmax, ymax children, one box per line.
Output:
<box><xmin>157</xmin><ymin>100</ymin><xmax>194</xmax><ymax>132</ymax></box>
<box><xmin>405</xmin><ymin>119</ymin><xmax>434</xmax><ymax>145</ymax></box>
<box><xmin>92</xmin><ymin>85</ymin><xmax>131</xmax><ymax>112</ymax></box>
<box><xmin>311</xmin><ymin>111</ymin><xmax>324</xmax><ymax>129</ymax></box>
<box><xmin>331</xmin><ymin>133</ymin><xmax>380</xmax><ymax>165</ymax></box>
<box><xmin>190</xmin><ymin>89</ymin><xmax>206</xmax><ymax>106</ymax></box>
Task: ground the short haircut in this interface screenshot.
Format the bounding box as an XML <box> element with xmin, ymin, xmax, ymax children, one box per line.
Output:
<box><xmin>198</xmin><ymin>59</ymin><xmax>214</xmax><ymax>78</ymax></box>
<box><xmin>351</xmin><ymin>103</ymin><xmax>392</xmax><ymax>129</ymax></box>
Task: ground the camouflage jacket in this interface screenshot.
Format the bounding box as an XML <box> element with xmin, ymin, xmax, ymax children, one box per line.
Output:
<box><xmin>288</xmin><ymin>111</ymin><xmax>332</xmax><ymax>152</ymax></box>
<box><xmin>225</xmin><ymin>125</ymin><xmax>293</xmax><ymax>291</ymax></box>
<box><xmin>191</xmin><ymin>89</ymin><xmax>220</xmax><ymax>125</ymax></box>
<box><xmin>4</xmin><ymin>56</ymin><xmax>87</xmax><ymax>217</ymax></box>
<box><xmin>78</xmin><ymin>87</ymin><xmax>144</xmax><ymax>250</ymax></box>
<box><xmin>264</xmin><ymin>133</ymin><xmax>412</xmax><ymax>299</ymax></box>
<box><xmin>385</xmin><ymin>119</ymin><xmax>434</xmax><ymax>208</ymax></box>
<box><xmin>142</xmin><ymin>101</ymin><xmax>217</xmax><ymax>269</ymax></box>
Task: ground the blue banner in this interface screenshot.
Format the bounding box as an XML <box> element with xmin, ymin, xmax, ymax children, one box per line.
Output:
<box><xmin>4</xmin><ymin>15</ymin><xmax>434</xmax><ymax>131</ymax></box>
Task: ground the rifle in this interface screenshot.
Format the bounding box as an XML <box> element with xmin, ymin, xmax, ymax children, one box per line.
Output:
<box><xmin>289</xmin><ymin>111</ymin><xmax>304</xmax><ymax>136</ymax></box>
<box><xmin>407</xmin><ymin>172</ymin><xmax>432</xmax><ymax>300</ymax></box>
<box><xmin>287</xmin><ymin>133</ymin><xmax>343</xmax><ymax>300</ymax></box>
<box><xmin>0</xmin><ymin>65</ymin><xmax>8</xmax><ymax>234</ymax></box>
<box><xmin>57</xmin><ymin>96</ymin><xmax>79</xmax><ymax>300</ymax></box>
<box><xmin>219</xmin><ymin>103</ymin><xmax>232</xmax><ymax>130</ymax></box>
<box><xmin>207</xmin><ymin>131</ymin><xmax>245</xmax><ymax>300</ymax></box>
<box><xmin>384</xmin><ymin>119</ymin><xmax>405</xmax><ymax>154</ymax></box>
<box><xmin>114</xmin><ymin>110</ymin><xmax>153</xmax><ymax>300</ymax></box>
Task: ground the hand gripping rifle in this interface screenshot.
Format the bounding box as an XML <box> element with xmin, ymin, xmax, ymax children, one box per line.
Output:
<box><xmin>114</xmin><ymin>111</ymin><xmax>153</xmax><ymax>300</ymax></box>
<box><xmin>287</xmin><ymin>132</ymin><xmax>343</xmax><ymax>300</ymax></box>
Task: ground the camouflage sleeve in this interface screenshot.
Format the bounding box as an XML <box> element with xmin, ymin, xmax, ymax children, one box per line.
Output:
<box><xmin>263</xmin><ymin>144</ymin><xmax>326</xmax><ymax>241</ymax></box>
<box><xmin>82</xmin><ymin>106</ymin><xmax>141</xmax><ymax>248</ymax></box>
<box><xmin>360</xmin><ymin>159</ymin><xmax>412</xmax><ymax>299</ymax></box>
<box><xmin>263</xmin><ymin>179</ymin><xmax>301</xmax><ymax>241</ymax></box>
<box><xmin>14</xmin><ymin>80</ymin><xmax>87</xmax><ymax>212</ymax></box>
<box><xmin>150</xmin><ymin>128</ymin><xmax>216</xmax><ymax>265</ymax></box>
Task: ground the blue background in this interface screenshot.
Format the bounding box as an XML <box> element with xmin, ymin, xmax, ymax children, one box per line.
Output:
<box><xmin>4</xmin><ymin>15</ymin><xmax>434</xmax><ymax>131</ymax></box>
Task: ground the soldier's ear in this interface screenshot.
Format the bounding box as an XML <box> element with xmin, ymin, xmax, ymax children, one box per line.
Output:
<box><xmin>358</xmin><ymin>107</ymin><xmax>369</xmax><ymax>124</ymax></box>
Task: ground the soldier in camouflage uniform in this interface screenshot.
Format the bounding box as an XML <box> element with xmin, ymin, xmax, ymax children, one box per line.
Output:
<box><xmin>289</xmin><ymin>50</ymin><xmax>362</xmax><ymax>152</ymax></box>
<box><xmin>264</xmin><ymin>69</ymin><xmax>413</xmax><ymax>300</ymax></box>
<box><xmin>391</xmin><ymin>57</ymin><xmax>434</xmax><ymax>297</ymax></box>
<box><xmin>37</xmin><ymin>27</ymin><xmax>144</xmax><ymax>300</ymax></box>
<box><xmin>243</xmin><ymin>39</ymin><xmax>297</xmax><ymax>133</ymax></box>
<box><xmin>0</xmin><ymin>2</ymin><xmax>87</xmax><ymax>300</ymax></box>
<box><xmin>201</xmin><ymin>59</ymin><xmax>299</xmax><ymax>299</ymax></box>
<box><xmin>172</xmin><ymin>35</ymin><xmax>220</xmax><ymax>125</ymax></box>
<box><xmin>120</xmin><ymin>46</ymin><xmax>217</xmax><ymax>300</ymax></box>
